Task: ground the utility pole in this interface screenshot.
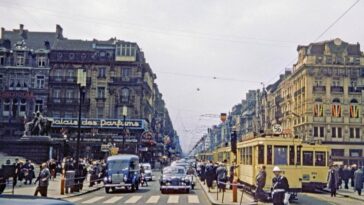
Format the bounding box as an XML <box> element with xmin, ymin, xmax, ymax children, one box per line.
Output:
<box><xmin>122</xmin><ymin>105</ymin><xmax>127</xmax><ymax>153</ymax></box>
<box><xmin>75</xmin><ymin>69</ymin><xmax>86</xmax><ymax>175</ymax></box>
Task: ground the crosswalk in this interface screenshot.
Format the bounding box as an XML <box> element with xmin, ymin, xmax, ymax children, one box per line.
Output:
<box><xmin>67</xmin><ymin>194</ymin><xmax>200</xmax><ymax>204</ymax></box>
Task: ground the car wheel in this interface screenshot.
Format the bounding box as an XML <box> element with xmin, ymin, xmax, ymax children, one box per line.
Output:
<box><xmin>111</xmin><ymin>187</ymin><xmax>116</xmax><ymax>192</ymax></box>
<box><xmin>105</xmin><ymin>187</ymin><xmax>110</xmax><ymax>193</ymax></box>
<box><xmin>131</xmin><ymin>185</ymin><xmax>136</xmax><ymax>192</ymax></box>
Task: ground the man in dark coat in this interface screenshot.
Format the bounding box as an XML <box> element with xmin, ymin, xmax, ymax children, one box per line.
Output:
<box><xmin>351</xmin><ymin>165</ymin><xmax>357</xmax><ymax>188</ymax></box>
<box><xmin>354</xmin><ymin>167</ymin><xmax>363</xmax><ymax>195</ymax></box>
<box><xmin>338</xmin><ymin>165</ymin><xmax>343</xmax><ymax>189</ymax></box>
<box><xmin>342</xmin><ymin>165</ymin><xmax>351</xmax><ymax>189</ymax></box>
<box><xmin>327</xmin><ymin>165</ymin><xmax>339</xmax><ymax>197</ymax></box>
<box><xmin>271</xmin><ymin>166</ymin><xmax>289</xmax><ymax>205</ymax></box>
<box><xmin>205</xmin><ymin>161</ymin><xmax>215</xmax><ymax>192</ymax></box>
<box><xmin>255</xmin><ymin>165</ymin><xmax>267</xmax><ymax>201</ymax></box>
<box><xmin>34</xmin><ymin>163</ymin><xmax>50</xmax><ymax>197</ymax></box>
<box><xmin>216</xmin><ymin>163</ymin><xmax>227</xmax><ymax>192</ymax></box>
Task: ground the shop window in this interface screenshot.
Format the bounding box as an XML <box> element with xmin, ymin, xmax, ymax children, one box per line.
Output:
<box><xmin>349</xmin><ymin>149</ymin><xmax>362</xmax><ymax>157</ymax></box>
<box><xmin>258</xmin><ymin>145</ymin><xmax>264</xmax><ymax>164</ymax></box>
<box><xmin>267</xmin><ymin>145</ymin><xmax>272</xmax><ymax>165</ymax></box>
<box><xmin>331</xmin><ymin>149</ymin><xmax>344</xmax><ymax>157</ymax></box>
<box><xmin>289</xmin><ymin>146</ymin><xmax>295</xmax><ymax>165</ymax></box>
<box><xmin>315</xmin><ymin>151</ymin><xmax>326</xmax><ymax>166</ymax></box>
<box><xmin>274</xmin><ymin>146</ymin><xmax>287</xmax><ymax>165</ymax></box>
<box><xmin>303</xmin><ymin>151</ymin><xmax>313</xmax><ymax>166</ymax></box>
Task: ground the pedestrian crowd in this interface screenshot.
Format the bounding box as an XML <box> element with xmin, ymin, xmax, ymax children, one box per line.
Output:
<box><xmin>327</xmin><ymin>164</ymin><xmax>364</xmax><ymax>197</ymax></box>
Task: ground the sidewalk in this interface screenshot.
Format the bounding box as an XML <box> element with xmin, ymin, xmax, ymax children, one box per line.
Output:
<box><xmin>197</xmin><ymin>177</ymin><xmax>258</xmax><ymax>205</ymax></box>
<box><xmin>2</xmin><ymin>176</ymin><xmax>102</xmax><ymax>199</ymax></box>
<box><xmin>324</xmin><ymin>187</ymin><xmax>364</xmax><ymax>202</ymax></box>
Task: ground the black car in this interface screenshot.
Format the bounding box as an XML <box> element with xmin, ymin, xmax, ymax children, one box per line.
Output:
<box><xmin>160</xmin><ymin>166</ymin><xmax>192</xmax><ymax>194</ymax></box>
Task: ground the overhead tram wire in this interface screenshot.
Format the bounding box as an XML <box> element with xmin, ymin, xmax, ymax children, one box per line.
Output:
<box><xmin>263</xmin><ymin>0</ymin><xmax>361</xmax><ymax>86</ymax></box>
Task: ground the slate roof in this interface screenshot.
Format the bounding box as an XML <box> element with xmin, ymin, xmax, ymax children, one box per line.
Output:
<box><xmin>2</xmin><ymin>30</ymin><xmax>58</xmax><ymax>50</ymax></box>
<box><xmin>52</xmin><ymin>39</ymin><xmax>94</xmax><ymax>51</ymax></box>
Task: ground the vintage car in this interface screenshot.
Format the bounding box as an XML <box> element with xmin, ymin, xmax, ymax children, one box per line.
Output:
<box><xmin>104</xmin><ymin>154</ymin><xmax>140</xmax><ymax>193</ymax></box>
<box><xmin>140</xmin><ymin>163</ymin><xmax>153</xmax><ymax>181</ymax></box>
<box><xmin>160</xmin><ymin>166</ymin><xmax>192</xmax><ymax>193</ymax></box>
<box><xmin>171</xmin><ymin>161</ymin><xmax>196</xmax><ymax>189</ymax></box>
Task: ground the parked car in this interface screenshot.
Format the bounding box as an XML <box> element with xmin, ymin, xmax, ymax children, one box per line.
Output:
<box><xmin>140</xmin><ymin>163</ymin><xmax>153</xmax><ymax>181</ymax></box>
<box><xmin>160</xmin><ymin>166</ymin><xmax>192</xmax><ymax>194</ymax></box>
<box><xmin>103</xmin><ymin>154</ymin><xmax>140</xmax><ymax>193</ymax></box>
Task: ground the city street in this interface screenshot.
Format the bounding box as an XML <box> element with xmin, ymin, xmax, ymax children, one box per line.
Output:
<box><xmin>64</xmin><ymin>171</ymin><xmax>210</xmax><ymax>205</ymax></box>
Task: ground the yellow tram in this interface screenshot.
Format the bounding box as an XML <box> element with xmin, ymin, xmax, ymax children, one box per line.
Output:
<box><xmin>236</xmin><ymin>136</ymin><xmax>330</xmax><ymax>194</ymax></box>
<box><xmin>196</xmin><ymin>152</ymin><xmax>213</xmax><ymax>161</ymax></box>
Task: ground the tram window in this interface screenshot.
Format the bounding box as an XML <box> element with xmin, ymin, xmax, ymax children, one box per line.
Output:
<box><xmin>289</xmin><ymin>146</ymin><xmax>295</xmax><ymax>165</ymax></box>
<box><xmin>303</xmin><ymin>151</ymin><xmax>314</xmax><ymax>166</ymax></box>
<box><xmin>315</xmin><ymin>151</ymin><xmax>326</xmax><ymax>166</ymax></box>
<box><xmin>247</xmin><ymin>147</ymin><xmax>252</xmax><ymax>165</ymax></box>
<box><xmin>296</xmin><ymin>146</ymin><xmax>301</xmax><ymax>165</ymax></box>
<box><xmin>239</xmin><ymin>148</ymin><xmax>243</xmax><ymax>164</ymax></box>
<box><xmin>258</xmin><ymin>145</ymin><xmax>264</xmax><ymax>164</ymax></box>
<box><xmin>274</xmin><ymin>146</ymin><xmax>288</xmax><ymax>165</ymax></box>
<box><xmin>267</xmin><ymin>145</ymin><xmax>272</xmax><ymax>165</ymax></box>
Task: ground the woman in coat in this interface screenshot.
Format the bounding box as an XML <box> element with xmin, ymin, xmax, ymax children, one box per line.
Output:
<box><xmin>354</xmin><ymin>167</ymin><xmax>363</xmax><ymax>196</ymax></box>
<box><xmin>327</xmin><ymin>166</ymin><xmax>339</xmax><ymax>197</ymax></box>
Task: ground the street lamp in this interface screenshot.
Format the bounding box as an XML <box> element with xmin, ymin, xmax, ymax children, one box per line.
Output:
<box><xmin>75</xmin><ymin>69</ymin><xmax>86</xmax><ymax>171</ymax></box>
<box><xmin>122</xmin><ymin>105</ymin><xmax>127</xmax><ymax>153</ymax></box>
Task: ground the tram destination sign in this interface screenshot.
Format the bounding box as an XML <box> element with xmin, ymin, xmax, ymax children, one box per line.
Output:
<box><xmin>51</xmin><ymin>118</ymin><xmax>146</xmax><ymax>130</ymax></box>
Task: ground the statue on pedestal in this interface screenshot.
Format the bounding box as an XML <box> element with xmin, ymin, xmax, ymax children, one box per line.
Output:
<box><xmin>24</xmin><ymin>111</ymin><xmax>52</xmax><ymax>136</ymax></box>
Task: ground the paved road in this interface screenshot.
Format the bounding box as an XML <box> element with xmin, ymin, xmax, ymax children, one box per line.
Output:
<box><xmin>65</xmin><ymin>171</ymin><xmax>210</xmax><ymax>205</ymax></box>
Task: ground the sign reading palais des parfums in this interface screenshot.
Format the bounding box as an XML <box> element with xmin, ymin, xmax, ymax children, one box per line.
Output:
<box><xmin>51</xmin><ymin>118</ymin><xmax>147</xmax><ymax>130</ymax></box>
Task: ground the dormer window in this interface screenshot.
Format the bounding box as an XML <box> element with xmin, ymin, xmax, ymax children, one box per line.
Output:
<box><xmin>37</xmin><ymin>56</ymin><xmax>47</xmax><ymax>67</ymax></box>
<box><xmin>16</xmin><ymin>53</ymin><xmax>25</xmax><ymax>66</ymax></box>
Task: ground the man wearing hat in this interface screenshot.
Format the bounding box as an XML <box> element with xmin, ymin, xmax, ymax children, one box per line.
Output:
<box><xmin>271</xmin><ymin>166</ymin><xmax>289</xmax><ymax>205</ymax></box>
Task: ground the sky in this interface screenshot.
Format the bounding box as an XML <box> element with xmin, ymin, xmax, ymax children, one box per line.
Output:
<box><xmin>1</xmin><ymin>0</ymin><xmax>363</xmax><ymax>153</ymax></box>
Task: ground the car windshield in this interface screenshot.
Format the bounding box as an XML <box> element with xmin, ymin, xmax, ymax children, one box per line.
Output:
<box><xmin>108</xmin><ymin>160</ymin><xmax>129</xmax><ymax>171</ymax></box>
<box><xmin>163</xmin><ymin>167</ymin><xmax>185</xmax><ymax>175</ymax></box>
<box><xmin>144</xmin><ymin>165</ymin><xmax>151</xmax><ymax>170</ymax></box>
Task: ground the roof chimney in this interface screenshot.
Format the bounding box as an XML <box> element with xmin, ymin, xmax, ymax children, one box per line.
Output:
<box><xmin>19</xmin><ymin>24</ymin><xmax>27</xmax><ymax>39</ymax></box>
<box><xmin>1</xmin><ymin>27</ymin><xmax>4</xmax><ymax>39</ymax></box>
<box><xmin>56</xmin><ymin>24</ymin><xmax>63</xmax><ymax>39</ymax></box>
<box><xmin>19</xmin><ymin>24</ymin><xmax>24</xmax><ymax>32</ymax></box>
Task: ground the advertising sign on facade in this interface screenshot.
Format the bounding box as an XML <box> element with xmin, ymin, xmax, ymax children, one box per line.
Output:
<box><xmin>51</xmin><ymin>118</ymin><xmax>146</xmax><ymax>130</ymax></box>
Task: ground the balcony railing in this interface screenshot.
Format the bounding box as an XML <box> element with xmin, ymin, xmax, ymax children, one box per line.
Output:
<box><xmin>1</xmin><ymin>58</ymin><xmax>50</xmax><ymax>67</ymax></box>
<box><xmin>48</xmin><ymin>97</ymin><xmax>90</xmax><ymax>106</ymax></box>
<box><xmin>331</xmin><ymin>86</ymin><xmax>344</xmax><ymax>93</ymax></box>
<box><xmin>109</xmin><ymin>77</ymin><xmax>141</xmax><ymax>84</ymax></box>
<box><xmin>313</xmin><ymin>85</ymin><xmax>326</xmax><ymax>93</ymax></box>
<box><xmin>49</xmin><ymin>76</ymin><xmax>91</xmax><ymax>85</ymax></box>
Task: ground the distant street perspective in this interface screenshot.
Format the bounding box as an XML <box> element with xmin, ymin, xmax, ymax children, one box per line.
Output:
<box><xmin>1</xmin><ymin>0</ymin><xmax>364</xmax><ymax>205</ymax></box>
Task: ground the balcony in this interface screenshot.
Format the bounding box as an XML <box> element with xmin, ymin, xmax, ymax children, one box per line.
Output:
<box><xmin>48</xmin><ymin>97</ymin><xmax>90</xmax><ymax>107</ymax></box>
<box><xmin>49</xmin><ymin>76</ymin><xmax>91</xmax><ymax>86</ymax></box>
<box><xmin>109</xmin><ymin>77</ymin><xmax>141</xmax><ymax>85</ymax></box>
<box><xmin>349</xmin><ymin>118</ymin><xmax>361</xmax><ymax>123</ymax></box>
<box><xmin>313</xmin><ymin>85</ymin><xmax>326</xmax><ymax>93</ymax></box>
<box><xmin>331</xmin><ymin>86</ymin><xmax>344</xmax><ymax>93</ymax></box>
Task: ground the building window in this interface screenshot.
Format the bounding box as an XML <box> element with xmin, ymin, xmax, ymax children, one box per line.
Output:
<box><xmin>331</xmin><ymin>98</ymin><xmax>341</xmax><ymax>117</ymax></box>
<box><xmin>97</xmin><ymin>87</ymin><xmax>105</xmax><ymax>98</ymax></box>
<box><xmin>314</xmin><ymin>126</ymin><xmax>324</xmax><ymax>137</ymax></box>
<box><xmin>350</xmin><ymin>128</ymin><xmax>361</xmax><ymax>139</ymax></box>
<box><xmin>332</xmin><ymin>127</ymin><xmax>336</xmax><ymax>138</ymax></box>
<box><xmin>20</xmin><ymin>99</ymin><xmax>26</xmax><ymax>113</ymax></box>
<box><xmin>98</xmin><ymin>67</ymin><xmax>106</xmax><ymax>78</ymax></box>
<box><xmin>121</xmin><ymin>88</ymin><xmax>130</xmax><ymax>103</ymax></box>
<box><xmin>118</xmin><ymin>44</ymin><xmax>136</xmax><ymax>57</ymax></box>
<box><xmin>53</xmin><ymin>89</ymin><xmax>61</xmax><ymax>98</ymax></box>
<box><xmin>16</xmin><ymin>53</ymin><xmax>25</xmax><ymax>66</ymax></box>
<box><xmin>37</xmin><ymin>56</ymin><xmax>47</xmax><ymax>67</ymax></box>
<box><xmin>331</xmin><ymin>127</ymin><xmax>342</xmax><ymax>138</ymax></box>
<box><xmin>12</xmin><ymin>99</ymin><xmax>18</xmax><ymax>116</ymax></box>
<box><xmin>3</xmin><ymin>99</ymin><xmax>10</xmax><ymax>116</ymax></box>
<box><xmin>66</xmin><ymin>89</ymin><xmax>74</xmax><ymax>99</ymax></box>
<box><xmin>35</xmin><ymin>100</ymin><xmax>43</xmax><ymax>112</ymax></box>
<box><xmin>313</xmin><ymin>98</ymin><xmax>324</xmax><ymax>117</ymax></box>
<box><xmin>97</xmin><ymin>107</ymin><xmax>104</xmax><ymax>118</ymax></box>
<box><xmin>122</xmin><ymin>68</ymin><xmax>130</xmax><ymax>77</ymax></box>
<box><xmin>0</xmin><ymin>74</ymin><xmax>3</xmax><ymax>88</ymax></box>
<box><xmin>0</xmin><ymin>55</ymin><xmax>5</xmax><ymax>65</ymax></box>
<box><xmin>36</xmin><ymin>76</ymin><xmax>45</xmax><ymax>89</ymax></box>
<box><xmin>350</xmin><ymin>99</ymin><xmax>360</xmax><ymax>118</ymax></box>
<box><xmin>338</xmin><ymin>127</ymin><xmax>342</xmax><ymax>138</ymax></box>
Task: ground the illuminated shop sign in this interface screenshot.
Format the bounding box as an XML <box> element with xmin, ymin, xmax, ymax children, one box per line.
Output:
<box><xmin>51</xmin><ymin>118</ymin><xmax>146</xmax><ymax>130</ymax></box>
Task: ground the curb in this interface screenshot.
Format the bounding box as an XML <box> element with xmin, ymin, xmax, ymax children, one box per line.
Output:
<box><xmin>57</xmin><ymin>185</ymin><xmax>103</xmax><ymax>199</ymax></box>
<box><xmin>197</xmin><ymin>177</ymin><xmax>257</xmax><ymax>205</ymax></box>
<box><xmin>322</xmin><ymin>188</ymin><xmax>364</xmax><ymax>202</ymax></box>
